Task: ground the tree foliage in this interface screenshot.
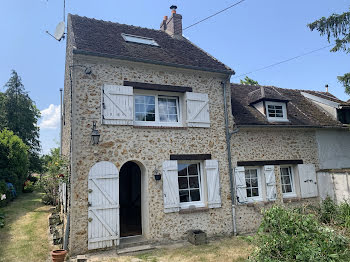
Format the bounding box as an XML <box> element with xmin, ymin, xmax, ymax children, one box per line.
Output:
<box><xmin>1</xmin><ymin>70</ymin><xmax>41</xmax><ymax>173</ymax></box>
<box><xmin>0</xmin><ymin>129</ymin><xmax>29</xmax><ymax>192</ymax></box>
<box><xmin>308</xmin><ymin>7</ymin><xmax>350</xmax><ymax>94</ymax></box>
<box><xmin>240</xmin><ymin>76</ymin><xmax>259</xmax><ymax>86</ymax></box>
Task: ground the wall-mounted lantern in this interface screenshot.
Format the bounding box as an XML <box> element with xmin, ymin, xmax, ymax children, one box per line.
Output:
<box><xmin>154</xmin><ymin>168</ymin><xmax>161</xmax><ymax>181</ymax></box>
<box><xmin>91</xmin><ymin>121</ymin><xmax>100</xmax><ymax>145</ymax></box>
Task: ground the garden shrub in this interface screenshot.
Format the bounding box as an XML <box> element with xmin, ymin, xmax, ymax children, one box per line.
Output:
<box><xmin>250</xmin><ymin>205</ymin><xmax>350</xmax><ymax>262</ymax></box>
<box><xmin>0</xmin><ymin>129</ymin><xmax>29</xmax><ymax>193</ymax></box>
<box><xmin>23</xmin><ymin>180</ymin><xmax>34</xmax><ymax>193</ymax></box>
<box><xmin>0</xmin><ymin>211</ymin><xmax>4</xmax><ymax>228</ymax></box>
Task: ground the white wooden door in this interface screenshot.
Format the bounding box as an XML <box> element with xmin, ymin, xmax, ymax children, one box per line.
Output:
<box><xmin>88</xmin><ymin>161</ymin><xmax>119</xmax><ymax>250</ymax></box>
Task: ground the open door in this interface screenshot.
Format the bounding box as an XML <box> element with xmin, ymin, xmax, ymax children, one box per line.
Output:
<box><xmin>88</xmin><ymin>161</ymin><xmax>119</xmax><ymax>250</ymax></box>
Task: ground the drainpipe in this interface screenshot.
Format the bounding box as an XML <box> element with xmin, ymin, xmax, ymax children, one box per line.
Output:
<box><xmin>221</xmin><ymin>77</ymin><xmax>239</xmax><ymax>236</ymax></box>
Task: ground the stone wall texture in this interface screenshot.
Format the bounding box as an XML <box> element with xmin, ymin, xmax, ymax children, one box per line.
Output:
<box><xmin>65</xmin><ymin>51</ymin><xmax>234</xmax><ymax>254</ymax></box>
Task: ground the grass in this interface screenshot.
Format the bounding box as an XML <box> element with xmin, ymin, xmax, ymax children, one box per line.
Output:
<box><xmin>0</xmin><ymin>192</ymin><xmax>52</xmax><ymax>262</ymax></box>
<box><xmin>88</xmin><ymin>236</ymin><xmax>254</xmax><ymax>262</ymax></box>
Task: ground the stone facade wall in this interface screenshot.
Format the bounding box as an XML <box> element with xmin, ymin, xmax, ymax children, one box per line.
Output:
<box><xmin>231</xmin><ymin>128</ymin><xmax>320</xmax><ymax>233</ymax></box>
<box><xmin>67</xmin><ymin>53</ymin><xmax>233</xmax><ymax>254</ymax></box>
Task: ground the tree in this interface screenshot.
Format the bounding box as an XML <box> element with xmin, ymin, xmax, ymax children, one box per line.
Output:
<box><xmin>308</xmin><ymin>8</ymin><xmax>350</xmax><ymax>94</ymax></box>
<box><xmin>2</xmin><ymin>70</ymin><xmax>41</xmax><ymax>173</ymax></box>
<box><xmin>240</xmin><ymin>76</ymin><xmax>259</xmax><ymax>86</ymax></box>
<box><xmin>0</xmin><ymin>129</ymin><xmax>29</xmax><ymax>193</ymax></box>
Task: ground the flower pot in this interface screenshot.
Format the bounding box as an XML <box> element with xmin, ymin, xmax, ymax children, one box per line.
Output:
<box><xmin>51</xmin><ymin>249</ymin><xmax>67</xmax><ymax>262</ymax></box>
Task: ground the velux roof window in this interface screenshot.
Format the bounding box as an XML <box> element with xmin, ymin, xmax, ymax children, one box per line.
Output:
<box><xmin>121</xmin><ymin>33</ymin><xmax>159</xmax><ymax>46</ymax></box>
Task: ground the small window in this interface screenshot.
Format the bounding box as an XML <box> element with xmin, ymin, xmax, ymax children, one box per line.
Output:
<box><xmin>265</xmin><ymin>101</ymin><xmax>288</xmax><ymax>122</ymax></box>
<box><xmin>280</xmin><ymin>166</ymin><xmax>296</xmax><ymax>197</ymax></box>
<box><xmin>122</xmin><ymin>33</ymin><xmax>159</xmax><ymax>46</ymax></box>
<box><xmin>245</xmin><ymin>168</ymin><xmax>262</xmax><ymax>201</ymax></box>
<box><xmin>177</xmin><ymin>162</ymin><xmax>205</xmax><ymax>208</ymax></box>
<box><xmin>337</xmin><ymin>108</ymin><xmax>350</xmax><ymax>124</ymax></box>
<box><xmin>134</xmin><ymin>93</ymin><xmax>181</xmax><ymax>127</ymax></box>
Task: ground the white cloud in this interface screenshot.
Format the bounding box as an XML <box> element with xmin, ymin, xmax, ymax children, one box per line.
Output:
<box><xmin>39</xmin><ymin>104</ymin><xmax>61</xmax><ymax>129</ymax></box>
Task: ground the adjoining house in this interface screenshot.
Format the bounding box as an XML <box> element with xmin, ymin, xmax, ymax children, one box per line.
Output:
<box><xmin>231</xmin><ymin>84</ymin><xmax>350</xmax><ymax>233</ymax></box>
<box><xmin>61</xmin><ymin>6</ymin><xmax>350</xmax><ymax>256</ymax></box>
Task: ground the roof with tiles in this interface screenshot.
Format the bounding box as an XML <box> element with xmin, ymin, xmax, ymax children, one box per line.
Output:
<box><xmin>231</xmin><ymin>83</ymin><xmax>347</xmax><ymax>127</ymax></box>
<box><xmin>68</xmin><ymin>14</ymin><xmax>233</xmax><ymax>74</ymax></box>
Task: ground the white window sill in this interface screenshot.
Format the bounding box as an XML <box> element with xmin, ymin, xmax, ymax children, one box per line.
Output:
<box><xmin>267</xmin><ymin>118</ymin><xmax>289</xmax><ymax>122</ymax></box>
<box><xmin>180</xmin><ymin>202</ymin><xmax>205</xmax><ymax>210</ymax></box>
<box><xmin>282</xmin><ymin>192</ymin><xmax>297</xmax><ymax>198</ymax></box>
<box><xmin>133</xmin><ymin>121</ymin><xmax>183</xmax><ymax>128</ymax></box>
<box><xmin>247</xmin><ymin>197</ymin><xmax>263</xmax><ymax>203</ymax></box>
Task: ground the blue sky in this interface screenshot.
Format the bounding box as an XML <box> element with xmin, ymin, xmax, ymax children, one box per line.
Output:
<box><xmin>1</xmin><ymin>0</ymin><xmax>349</xmax><ymax>154</ymax></box>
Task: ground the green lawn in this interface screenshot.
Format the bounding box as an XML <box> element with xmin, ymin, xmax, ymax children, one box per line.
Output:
<box><xmin>0</xmin><ymin>192</ymin><xmax>52</xmax><ymax>262</ymax></box>
<box><xmin>88</xmin><ymin>237</ymin><xmax>254</xmax><ymax>262</ymax></box>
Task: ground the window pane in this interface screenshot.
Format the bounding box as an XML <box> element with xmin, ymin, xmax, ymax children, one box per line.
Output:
<box><xmin>188</xmin><ymin>164</ymin><xmax>198</xmax><ymax>176</ymax></box>
<box><xmin>179</xmin><ymin>190</ymin><xmax>189</xmax><ymax>203</ymax></box>
<box><xmin>168</xmin><ymin>106</ymin><xmax>177</xmax><ymax>114</ymax></box>
<box><xmin>135</xmin><ymin>96</ymin><xmax>144</xmax><ymax>104</ymax></box>
<box><xmin>247</xmin><ymin>189</ymin><xmax>252</xmax><ymax>197</ymax></box>
<box><xmin>135</xmin><ymin>104</ymin><xmax>145</xmax><ymax>113</ymax></box>
<box><xmin>145</xmin><ymin>96</ymin><xmax>155</xmax><ymax>105</ymax></box>
<box><xmin>168</xmin><ymin>115</ymin><xmax>178</xmax><ymax>122</ymax></box>
<box><xmin>146</xmin><ymin>105</ymin><xmax>155</xmax><ymax>113</ymax></box>
<box><xmin>190</xmin><ymin>190</ymin><xmax>200</xmax><ymax>201</ymax></box>
<box><xmin>178</xmin><ymin>177</ymin><xmax>188</xmax><ymax>190</ymax></box>
<box><xmin>146</xmin><ymin>113</ymin><xmax>155</xmax><ymax>121</ymax></box>
<box><xmin>282</xmin><ymin>175</ymin><xmax>291</xmax><ymax>185</ymax></box>
<box><xmin>251</xmin><ymin>178</ymin><xmax>258</xmax><ymax>187</ymax></box>
<box><xmin>178</xmin><ymin>164</ymin><xmax>188</xmax><ymax>176</ymax></box>
<box><xmin>159</xmin><ymin>114</ymin><xmax>167</xmax><ymax>122</ymax></box>
<box><xmin>252</xmin><ymin>188</ymin><xmax>259</xmax><ymax>197</ymax></box>
<box><xmin>189</xmin><ymin>177</ymin><xmax>199</xmax><ymax>188</ymax></box>
<box><xmin>135</xmin><ymin>113</ymin><xmax>145</xmax><ymax>121</ymax></box>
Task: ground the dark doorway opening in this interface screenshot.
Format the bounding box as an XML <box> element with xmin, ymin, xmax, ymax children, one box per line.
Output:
<box><xmin>119</xmin><ymin>161</ymin><xmax>142</xmax><ymax>237</ymax></box>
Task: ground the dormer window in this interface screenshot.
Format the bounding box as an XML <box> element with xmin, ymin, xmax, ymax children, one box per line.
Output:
<box><xmin>247</xmin><ymin>86</ymin><xmax>289</xmax><ymax>123</ymax></box>
<box><xmin>265</xmin><ymin>101</ymin><xmax>288</xmax><ymax>122</ymax></box>
<box><xmin>121</xmin><ymin>33</ymin><xmax>159</xmax><ymax>46</ymax></box>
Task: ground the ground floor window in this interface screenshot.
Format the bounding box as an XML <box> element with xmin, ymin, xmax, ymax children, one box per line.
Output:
<box><xmin>178</xmin><ymin>162</ymin><xmax>203</xmax><ymax>206</ymax></box>
<box><xmin>245</xmin><ymin>168</ymin><xmax>261</xmax><ymax>200</ymax></box>
<box><xmin>280</xmin><ymin>166</ymin><xmax>297</xmax><ymax>197</ymax></box>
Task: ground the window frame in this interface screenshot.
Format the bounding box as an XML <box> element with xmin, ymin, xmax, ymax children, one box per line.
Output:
<box><xmin>244</xmin><ymin>167</ymin><xmax>263</xmax><ymax>202</ymax></box>
<box><xmin>133</xmin><ymin>90</ymin><xmax>183</xmax><ymax>127</ymax></box>
<box><xmin>121</xmin><ymin>33</ymin><xmax>159</xmax><ymax>46</ymax></box>
<box><xmin>177</xmin><ymin>160</ymin><xmax>206</xmax><ymax>209</ymax></box>
<box><xmin>280</xmin><ymin>165</ymin><xmax>297</xmax><ymax>198</ymax></box>
<box><xmin>265</xmin><ymin>101</ymin><xmax>288</xmax><ymax>122</ymax></box>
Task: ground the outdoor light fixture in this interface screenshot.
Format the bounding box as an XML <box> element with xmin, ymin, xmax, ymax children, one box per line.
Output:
<box><xmin>91</xmin><ymin>121</ymin><xmax>100</xmax><ymax>145</ymax></box>
<box><xmin>154</xmin><ymin>168</ymin><xmax>161</xmax><ymax>181</ymax></box>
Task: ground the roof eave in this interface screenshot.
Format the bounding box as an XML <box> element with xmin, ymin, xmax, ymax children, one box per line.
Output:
<box><xmin>73</xmin><ymin>49</ymin><xmax>234</xmax><ymax>75</ymax></box>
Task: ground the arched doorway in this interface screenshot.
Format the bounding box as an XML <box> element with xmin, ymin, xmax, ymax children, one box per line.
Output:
<box><xmin>119</xmin><ymin>161</ymin><xmax>142</xmax><ymax>237</ymax></box>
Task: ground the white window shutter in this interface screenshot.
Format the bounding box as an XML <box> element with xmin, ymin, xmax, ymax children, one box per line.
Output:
<box><xmin>162</xmin><ymin>160</ymin><xmax>180</xmax><ymax>213</ymax></box>
<box><xmin>298</xmin><ymin>164</ymin><xmax>318</xmax><ymax>198</ymax></box>
<box><xmin>205</xmin><ymin>160</ymin><xmax>221</xmax><ymax>208</ymax></box>
<box><xmin>264</xmin><ymin>165</ymin><xmax>277</xmax><ymax>201</ymax></box>
<box><xmin>185</xmin><ymin>92</ymin><xmax>210</xmax><ymax>128</ymax></box>
<box><xmin>235</xmin><ymin>166</ymin><xmax>247</xmax><ymax>204</ymax></box>
<box><xmin>102</xmin><ymin>85</ymin><xmax>133</xmax><ymax>125</ymax></box>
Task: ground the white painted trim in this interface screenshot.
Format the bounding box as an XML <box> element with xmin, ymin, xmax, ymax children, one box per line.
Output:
<box><xmin>280</xmin><ymin>165</ymin><xmax>297</xmax><ymax>198</ymax></box>
<box><xmin>301</xmin><ymin>92</ymin><xmax>340</xmax><ymax>108</ymax></box>
<box><xmin>245</xmin><ymin>167</ymin><xmax>263</xmax><ymax>202</ymax></box>
<box><xmin>133</xmin><ymin>91</ymin><xmax>183</xmax><ymax>127</ymax></box>
<box><xmin>265</xmin><ymin>101</ymin><xmax>289</xmax><ymax>122</ymax></box>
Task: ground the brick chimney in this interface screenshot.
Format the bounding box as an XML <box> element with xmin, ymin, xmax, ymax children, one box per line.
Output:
<box><xmin>160</xmin><ymin>5</ymin><xmax>183</xmax><ymax>38</ymax></box>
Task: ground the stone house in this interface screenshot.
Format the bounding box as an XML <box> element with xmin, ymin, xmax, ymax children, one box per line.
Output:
<box><xmin>230</xmin><ymin>84</ymin><xmax>350</xmax><ymax>233</ymax></box>
<box><xmin>62</xmin><ymin>8</ymin><xmax>235</xmax><ymax>255</ymax></box>
<box><xmin>61</xmin><ymin>7</ymin><xmax>350</xmax><ymax>255</ymax></box>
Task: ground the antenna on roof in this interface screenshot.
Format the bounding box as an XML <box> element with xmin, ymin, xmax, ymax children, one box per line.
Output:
<box><xmin>45</xmin><ymin>0</ymin><xmax>66</xmax><ymax>41</ymax></box>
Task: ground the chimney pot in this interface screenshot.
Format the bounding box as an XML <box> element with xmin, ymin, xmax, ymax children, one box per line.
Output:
<box><xmin>325</xmin><ymin>84</ymin><xmax>329</xmax><ymax>92</ymax></box>
<box><xmin>160</xmin><ymin>5</ymin><xmax>182</xmax><ymax>38</ymax></box>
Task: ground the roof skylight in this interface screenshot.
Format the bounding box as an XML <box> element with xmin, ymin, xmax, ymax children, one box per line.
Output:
<box><xmin>122</xmin><ymin>33</ymin><xmax>159</xmax><ymax>46</ymax></box>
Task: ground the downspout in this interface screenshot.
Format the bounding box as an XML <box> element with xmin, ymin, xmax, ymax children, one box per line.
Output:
<box><xmin>222</xmin><ymin>77</ymin><xmax>239</xmax><ymax>236</ymax></box>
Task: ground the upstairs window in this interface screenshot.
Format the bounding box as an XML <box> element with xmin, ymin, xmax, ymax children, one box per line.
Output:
<box><xmin>265</xmin><ymin>101</ymin><xmax>288</xmax><ymax>122</ymax></box>
<box><xmin>134</xmin><ymin>94</ymin><xmax>181</xmax><ymax>126</ymax></box>
<box><xmin>122</xmin><ymin>33</ymin><xmax>159</xmax><ymax>46</ymax></box>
